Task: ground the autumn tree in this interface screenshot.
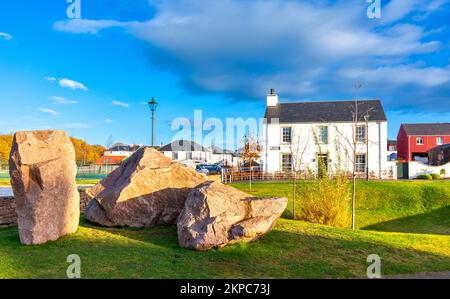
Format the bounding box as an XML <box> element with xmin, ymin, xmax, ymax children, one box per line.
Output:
<box><xmin>0</xmin><ymin>134</ymin><xmax>104</xmax><ymax>167</ymax></box>
<box><xmin>239</xmin><ymin>134</ymin><xmax>263</xmax><ymax>192</ymax></box>
<box><xmin>0</xmin><ymin>135</ymin><xmax>13</xmax><ymax>167</ymax></box>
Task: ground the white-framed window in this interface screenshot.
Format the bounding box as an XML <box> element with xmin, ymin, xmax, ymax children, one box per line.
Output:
<box><xmin>437</xmin><ymin>137</ymin><xmax>444</xmax><ymax>145</ymax></box>
<box><xmin>281</xmin><ymin>154</ymin><xmax>292</xmax><ymax>173</ymax></box>
<box><xmin>356</xmin><ymin>125</ymin><xmax>366</xmax><ymax>143</ymax></box>
<box><xmin>355</xmin><ymin>154</ymin><xmax>366</xmax><ymax>173</ymax></box>
<box><xmin>416</xmin><ymin>137</ymin><xmax>424</xmax><ymax>145</ymax></box>
<box><xmin>282</xmin><ymin>127</ymin><xmax>292</xmax><ymax>143</ymax></box>
<box><xmin>317</xmin><ymin>126</ymin><xmax>328</xmax><ymax>144</ymax></box>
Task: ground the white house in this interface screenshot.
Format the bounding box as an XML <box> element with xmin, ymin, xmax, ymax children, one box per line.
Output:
<box><xmin>160</xmin><ymin>140</ymin><xmax>212</xmax><ymax>164</ymax></box>
<box><xmin>104</xmin><ymin>143</ymin><xmax>141</xmax><ymax>157</ymax></box>
<box><xmin>262</xmin><ymin>89</ymin><xmax>389</xmax><ymax>178</ymax></box>
<box><xmin>210</xmin><ymin>145</ymin><xmax>234</xmax><ymax>165</ymax></box>
<box><xmin>160</xmin><ymin>140</ymin><xmax>237</xmax><ymax>166</ymax></box>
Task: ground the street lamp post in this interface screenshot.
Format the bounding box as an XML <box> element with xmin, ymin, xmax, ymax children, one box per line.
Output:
<box><xmin>148</xmin><ymin>97</ymin><xmax>159</xmax><ymax>147</ymax></box>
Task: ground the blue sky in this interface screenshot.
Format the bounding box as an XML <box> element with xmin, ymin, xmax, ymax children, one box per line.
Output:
<box><xmin>0</xmin><ymin>0</ymin><xmax>449</xmax><ymax>149</ymax></box>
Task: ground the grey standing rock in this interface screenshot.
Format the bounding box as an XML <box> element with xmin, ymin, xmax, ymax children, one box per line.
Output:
<box><xmin>85</xmin><ymin>147</ymin><xmax>207</xmax><ymax>227</ymax></box>
<box><xmin>177</xmin><ymin>181</ymin><xmax>287</xmax><ymax>250</ymax></box>
<box><xmin>9</xmin><ymin>130</ymin><xmax>80</xmax><ymax>245</ymax></box>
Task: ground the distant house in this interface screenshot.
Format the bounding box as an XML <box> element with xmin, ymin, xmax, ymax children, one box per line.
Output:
<box><xmin>397</xmin><ymin>123</ymin><xmax>450</xmax><ymax>163</ymax></box>
<box><xmin>95</xmin><ymin>155</ymin><xmax>127</xmax><ymax>166</ymax></box>
<box><xmin>210</xmin><ymin>145</ymin><xmax>234</xmax><ymax>165</ymax></box>
<box><xmin>103</xmin><ymin>143</ymin><xmax>141</xmax><ymax>157</ymax></box>
<box><xmin>263</xmin><ymin>89</ymin><xmax>389</xmax><ymax>178</ymax></box>
<box><xmin>387</xmin><ymin>140</ymin><xmax>397</xmax><ymax>161</ymax></box>
<box><xmin>160</xmin><ymin>140</ymin><xmax>212</xmax><ymax>163</ymax></box>
<box><xmin>95</xmin><ymin>142</ymin><xmax>142</xmax><ymax>165</ymax></box>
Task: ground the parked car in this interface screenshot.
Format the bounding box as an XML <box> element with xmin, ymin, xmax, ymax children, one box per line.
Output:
<box><xmin>195</xmin><ymin>165</ymin><xmax>209</xmax><ymax>175</ymax></box>
<box><xmin>202</xmin><ymin>164</ymin><xmax>222</xmax><ymax>175</ymax></box>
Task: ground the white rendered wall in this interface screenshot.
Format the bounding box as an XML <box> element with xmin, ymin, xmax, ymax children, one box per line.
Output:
<box><xmin>263</xmin><ymin>121</ymin><xmax>388</xmax><ymax>178</ymax></box>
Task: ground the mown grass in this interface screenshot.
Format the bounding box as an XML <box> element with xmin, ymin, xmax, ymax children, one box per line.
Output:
<box><xmin>231</xmin><ymin>180</ymin><xmax>450</xmax><ymax>235</ymax></box>
<box><xmin>1</xmin><ymin>180</ymin><xmax>449</xmax><ymax>278</ymax></box>
<box><xmin>1</xmin><ymin>218</ymin><xmax>449</xmax><ymax>279</ymax></box>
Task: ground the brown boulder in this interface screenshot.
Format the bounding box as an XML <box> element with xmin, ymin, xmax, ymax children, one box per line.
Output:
<box><xmin>177</xmin><ymin>181</ymin><xmax>287</xmax><ymax>250</ymax></box>
<box><xmin>85</xmin><ymin>147</ymin><xmax>207</xmax><ymax>227</ymax></box>
<box><xmin>9</xmin><ymin>130</ymin><xmax>80</xmax><ymax>245</ymax></box>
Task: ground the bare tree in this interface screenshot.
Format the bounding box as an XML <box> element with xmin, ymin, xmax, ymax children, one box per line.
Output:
<box><xmin>286</xmin><ymin>128</ymin><xmax>310</xmax><ymax>219</ymax></box>
<box><xmin>105</xmin><ymin>134</ymin><xmax>114</xmax><ymax>149</ymax></box>
<box><xmin>331</xmin><ymin>83</ymin><xmax>377</xmax><ymax>230</ymax></box>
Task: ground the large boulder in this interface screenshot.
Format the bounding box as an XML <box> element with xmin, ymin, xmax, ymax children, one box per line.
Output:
<box><xmin>9</xmin><ymin>130</ymin><xmax>80</xmax><ymax>245</ymax></box>
<box><xmin>177</xmin><ymin>181</ymin><xmax>287</xmax><ymax>250</ymax></box>
<box><xmin>85</xmin><ymin>147</ymin><xmax>207</xmax><ymax>227</ymax></box>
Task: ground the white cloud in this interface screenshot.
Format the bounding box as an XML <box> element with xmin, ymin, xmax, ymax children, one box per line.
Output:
<box><xmin>339</xmin><ymin>65</ymin><xmax>450</xmax><ymax>88</ymax></box>
<box><xmin>0</xmin><ymin>32</ymin><xmax>13</xmax><ymax>40</ymax></box>
<box><xmin>53</xmin><ymin>19</ymin><xmax>133</xmax><ymax>34</ymax></box>
<box><xmin>105</xmin><ymin>118</ymin><xmax>113</xmax><ymax>123</ymax></box>
<box><xmin>59</xmin><ymin>78</ymin><xmax>88</xmax><ymax>91</ymax></box>
<box><xmin>44</xmin><ymin>76</ymin><xmax>57</xmax><ymax>81</ymax></box>
<box><xmin>49</xmin><ymin>96</ymin><xmax>77</xmax><ymax>105</ymax></box>
<box><xmin>52</xmin><ymin>0</ymin><xmax>450</xmax><ymax>111</ymax></box>
<box><xmin>38</xmin><ymin>107</ymin><xmax>59</xmax><ymax>116</ymax></box>
<box><xmin>111</xmin><ymin>100</ymin><xmax>130</xmax><ymax>107</ymax></box>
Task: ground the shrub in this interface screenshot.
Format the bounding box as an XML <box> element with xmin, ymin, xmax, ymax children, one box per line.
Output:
<box><xmin>417</xmin><ymin>174</ymin><xmax>433</xmax><ymax>180</ymax></box>
<box><xmin>431</xmin><ymin>173</ymin><xmax>441</xmax><ymax>180</ymax></box>
<box><xmin>295</xmin><ymin>175</ymin><xmax>351</xmax><ymax>228</ymax></box>
<box><xmin>440</xmin><ymin>169</ymin><xmax>446</xmax><ymax>177</ymax></box>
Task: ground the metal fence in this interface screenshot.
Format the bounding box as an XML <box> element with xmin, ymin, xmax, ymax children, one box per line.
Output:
<box><xmin>221</xmin><ymin>167</ymin><xmax>300</xmax><ymax>183</ymax></box>
<box><xmin>0</xmin><ymin>165</ymin><xmax>120</xmax><ymax>180</ymax></box>
<box><xmin>221</xmin><ymin>167</ymin><xmax>396</xmax><ymax>183</ymax></box>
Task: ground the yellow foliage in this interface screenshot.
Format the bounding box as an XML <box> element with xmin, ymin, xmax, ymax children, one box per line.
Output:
<box><xmin>0</xmin><ymin>134</ymin><xmax>104</xmax><ymax>165</ymax></box>
<box><xmin>296</xmin><ymin>175</ymin><xmax>351</xmax><ymax>228</ymax></box>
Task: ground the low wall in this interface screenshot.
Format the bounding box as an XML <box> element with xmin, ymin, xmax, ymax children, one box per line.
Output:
<box><xmin>407</xmin><ymin>161</ymin><xmax>450</xmax><ymax>179</ymax></box>
<box><xmin>0</xmin><ymin>187</ymin><xmax>93</xmax><ymax>227</ymax></box>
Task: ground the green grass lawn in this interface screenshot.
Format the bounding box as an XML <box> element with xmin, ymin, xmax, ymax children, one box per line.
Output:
<box><xmin>231</xmin><ymin>180</ymin><xmax>450</xmax><ymax>235</ymax></box>
<box><xmin>1</xmin><ymin>218</ymin><xmax>449</xmax><ymax>279</ymax></box>
<box><xmin>1</xmin><ymin>179</ymin><xmax>449</xmax><ymax>278</ymax></box>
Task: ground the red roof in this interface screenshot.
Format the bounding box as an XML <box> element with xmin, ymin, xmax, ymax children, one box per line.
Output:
<box><xmin>95</xmin><ymin>156</ymin><xmax>127</xmax><ymax>165</ymax></box>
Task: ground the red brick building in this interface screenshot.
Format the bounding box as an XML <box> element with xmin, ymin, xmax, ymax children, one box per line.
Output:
<box><xmin>397</xmin><ymin>123</ymin><xmax>450</xmax><ymax>162</ymax></box>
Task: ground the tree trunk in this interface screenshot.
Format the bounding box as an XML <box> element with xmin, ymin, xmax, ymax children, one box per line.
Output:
<box><xmin>352</xmin><ymin>174</ymin><xmax>356</xmax><ymax>230</ymax></box>
<box><xmin>249</xmin><ymin>159</ymin><xmax>252</xmax><ymax>192</ymax></box>
<box><xmin>292</xmin><ymin>172</ymin><xmax>296</xmax><ymax>220</ymax></box>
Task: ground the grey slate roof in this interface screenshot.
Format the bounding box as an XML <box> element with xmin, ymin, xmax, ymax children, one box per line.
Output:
<box><xmin>211</xmin><ymin>145</ymin><xmax>234</xmax><ymax>155</ymax></box>
<box><xmin>402</xmin><ymin>123</ymin><xmax>450</xmax><ymax>136</ymax></box>
<box><xmin>159</xmin><ymin>140</ymin><xmax>208</xmax><ymax>152</ymax></box>
<box><xmin>264</xmin><ymin>100</ymin><xmax>387</xmax><ymax>124</ymax></box>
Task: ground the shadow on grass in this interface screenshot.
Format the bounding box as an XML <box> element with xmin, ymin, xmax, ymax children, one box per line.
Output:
<box><xmin>362</xmin><ymin>206</ymin><xmax>450</xmax><ymax>235</ymax></box>
<box><xmin>1</xmin><ymin>218</ymin><xmax>450</xmax><ymax>279</ymax></box>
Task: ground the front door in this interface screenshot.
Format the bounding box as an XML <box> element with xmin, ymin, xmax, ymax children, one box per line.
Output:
<box><xmin>317</xmin><ymin>154</ymin><xmax>328</xmax><ymax>178</ymax></box>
